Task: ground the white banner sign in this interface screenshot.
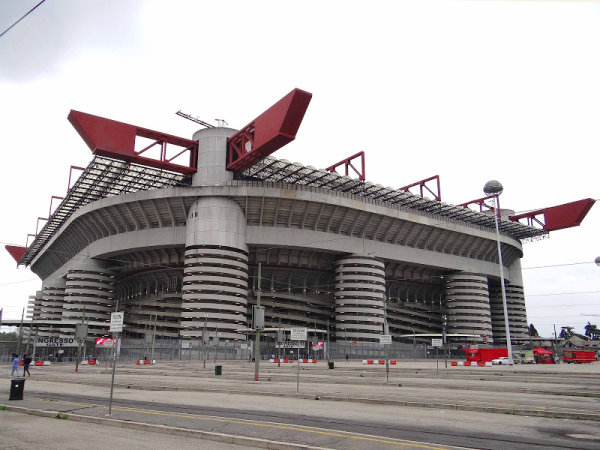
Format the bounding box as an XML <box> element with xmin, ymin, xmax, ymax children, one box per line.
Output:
<box><xmin>432</xmin><ymin>338</ymin><xmax>443</xmax><ymax>347</ymax></box>
<box><xmin>95</xmin><ymin>338</ymin><xmax>116</xmax><ymax>347</ymax></box>
<box><xmin>110</xmin><ymin>312</ymin><xmax>124</xmax><ymax>333</ymax></box>
<box><xmin>276</xmin><ymin>340</ymin><xmax>305</xmax><ymax>349</ymax></box>
<box><xmin>290</xmin><ymin>328</ymin><xmax>307</xmax><ymax>341</ymax></box>
<box><xmin>380</xmin><ymin>335</ymin><xmax>392</xmax><ymax>345</ymax></box>
<box><xmin>35</xmin><ymin>337</ymin><xmax>77</xmax><ymax>347</ymax></box>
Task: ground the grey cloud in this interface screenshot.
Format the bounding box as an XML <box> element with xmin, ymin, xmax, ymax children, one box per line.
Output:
<box><xmin>0</xmin><ymin>0</ymin><xmax>145</xmax><ymax>82</ymax></box>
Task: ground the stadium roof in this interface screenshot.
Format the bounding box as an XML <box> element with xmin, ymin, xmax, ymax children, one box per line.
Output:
<box><xmin>19</xmin><ymin>156</ymin><xmax>189</xmax><ymax>266</ymax></box>
<box><xmin>242</xmin><ymin>156</ymin><xmax>547</xmax><ymax>240</ymax></box>
<box><xmin>19</xmin><ymin>154</ymin><xmax>546</xmax><ymax>267</ymax></box>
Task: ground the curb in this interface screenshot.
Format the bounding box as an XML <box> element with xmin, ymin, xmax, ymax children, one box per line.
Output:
<box><xmin>17</xmin><ymin>380</ymin><xmax>600</xmax><ymax>422</ymax></box>
<box><xmin>0</xmin><ymin>404</ymin><xmax>330</xmax><ymax>450</ymax></box>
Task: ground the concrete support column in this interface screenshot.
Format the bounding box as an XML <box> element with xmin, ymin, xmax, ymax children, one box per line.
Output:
<box><xmin>182</xmin><ymin>197</ymin><xmax>248</xmax><ymax>340</ymax></box>
<box><xmin>334</xmin><ymin>255</ymin><xmax>385</xmax><ymax>343</ymax></box>
<box><xmin>63</xmin><ymin>260</ymin><xmax>115</xmax><ymax>337</ymax></box>
<box><xmin>191</xmin><ymin>127</ymin><xmax>237</xmax><ymax>186</ymax></box>
<box><xmin>444</xmin><ymin>273</ymin><xmax>493</xmax><ymax>344</ymax></box>
<box><xmin>490</xmin><ymin>259</ymin><xmax>528</xmax><ymax>342</ymax></box>
<box><xmin>39</xmin><ymin>281</ymin><xmax>66</xmax><ymax>338</ymax></box>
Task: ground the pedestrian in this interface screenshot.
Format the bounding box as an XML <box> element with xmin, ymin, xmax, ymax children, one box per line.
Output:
<box><xmin>11</xmin><ymin>353</ymin><xmax>20</xmax><ymax>376</ymax></box>
<box><xmin>345</xmin><ymin>353</ymin><xmax>349</xmax><ymax>364</ymax></box>
<box><xmin>23</xmin><ymin>354</ymin><xmax>32</xmax><ymax>377</ymax></box>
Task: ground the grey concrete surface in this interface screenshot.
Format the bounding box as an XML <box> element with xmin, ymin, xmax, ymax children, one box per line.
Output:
<box><xmin>2</xmin><ymin>359</ymin><xmax>600</xmax><ymax>449</ymax></box>
<box><xmin>0</xmin><ymin>410</ymin><xmax>250</xmax><ymax>450</ymax></box>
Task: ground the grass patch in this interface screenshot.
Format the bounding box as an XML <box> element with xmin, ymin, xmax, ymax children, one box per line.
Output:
<box><xmin>504</xmin><ymin>410</ymin><xmax>512</xmax><ymax>415</ymax></box>
<box><xmin>57</xmin><ymin>413</ymin><xmax>68</xmax><ymax>420</ymax></box>
<box><xmin>0</xmin><ymin>405</ymin><xmax>7</xmax><ymax>411</ymax></box>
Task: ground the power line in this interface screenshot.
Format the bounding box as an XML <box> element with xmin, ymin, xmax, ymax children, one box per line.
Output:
<box><xmin>522</xmin><ymin>261</ymin><xmax>595</xmax><ymax>270</ymax></box>
<box><xmin>0</xmin><ymin>0</ymin><xmax>47</xmax><ymax>39</ymax></box>
<box><xmin>527</xmin><ymin>290</ymin><xmax>600</xmax><ymax>297</ymax></box>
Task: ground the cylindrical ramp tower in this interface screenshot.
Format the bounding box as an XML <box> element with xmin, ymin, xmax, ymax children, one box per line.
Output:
<box><xmin>39</xmin><ymin>284</ymin><xmax>65</xmax><ymax>337</ymax></box>
<box><xmin>63</xmin><ymin>265</ymin><xmax>114</xmax><ymax>337</ymax></box>
<box><xmin>182</xmin><ymin>197</ymin><xmax>249</xmax><ymax>340</ymax></box>
<box><xmin>490</xmin><ymin>283</ymin><xmax>528</xmax><ymax>342</ymax></box>
<box><xmin>444</xmin><ymin>273</ymin><xmax>493</xmax><ymax>344</ymax></box>
<box><xmin>334</xmin><ymin>255</ymin><xmax>385</xmax><ymax>343</ymax></box>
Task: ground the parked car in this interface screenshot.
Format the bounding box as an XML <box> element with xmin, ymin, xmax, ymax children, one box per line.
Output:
<box><xmin>491</xmin><ymin>356</ymin><xmax>511</xmax><ymax>365</ymax></box>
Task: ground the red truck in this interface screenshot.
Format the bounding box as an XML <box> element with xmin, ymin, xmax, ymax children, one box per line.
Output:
<box><xmin>562</xmin><ymin>350</ymin><xmax>596</xmax><ymax>364</ymax></box>
<box><xmin>465</xmin><ymin>348</ymin><xmax>507</xmax><ymax>363</ymax></box>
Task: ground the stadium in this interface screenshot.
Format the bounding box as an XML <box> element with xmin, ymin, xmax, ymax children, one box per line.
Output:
<box><xmin>4</xmin><ymin>88</ymin><xmax>596</xmax><ymax>352</ymax></box>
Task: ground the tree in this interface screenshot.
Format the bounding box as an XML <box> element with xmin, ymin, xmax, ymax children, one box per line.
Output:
<box><xmin>584</xmin><ymin>322</ymin><xmax>599</xmax><ymax>340</ymax></box>
<box><xmin>559</xmin><ymin>326</ymin><xmax>574</xmax><ymax>339</ymax></box>
<box><xmin>528</xmin><ymin>323</ymin><xmax>539</xmax><ymax>337</ymax></box>
<box><xmin>0</xmin><ymin>332</ymin><xmax>18</xmax><ymax>342</ymax></box>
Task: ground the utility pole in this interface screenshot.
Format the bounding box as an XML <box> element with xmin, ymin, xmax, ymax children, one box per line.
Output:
<box><xmin>443</xmin><ymin>314</ymin><xmax>448</xmax><ymax>369</ymax></box>
<box><xmin>151</xmin><ymin>313</ymin><xmax>157</xmax><ymax>363</ymax></box>
<box><xmin>553</xmin><ymin>324</ymin><xmax>559</xmax><ymax>360</ymax></box>
<box><xmin>16</xmin><ymin>308</ymin><xmax>24</xmax><ymax>354</ymax></box>
<box><xmin>75</xmin><ymin>310</ymin><xmax>87</xmax><ymax>373</ymax></box>
<box><xmin>278</xmin><ymin>317</ymin><xmax>282</xmax><ymax>367</ymax></box>
<box><xmin>203</xmin><ymin>314</ymin><xmax>207</xmax><ymax>369</ymax></box>
<box><xmin>254</xmin><ymin>262</ymin><xmax>262</xmax><ymax>382</ymax></box>
<box><xmin>383</xmin><ymin>295</ymin><xmax>389</xmax><ymax>383</ymax></box>
<box><xmin>326</xmin><ymin>320</ymin><xmax>330</xmax><ymax>363</ymax></box>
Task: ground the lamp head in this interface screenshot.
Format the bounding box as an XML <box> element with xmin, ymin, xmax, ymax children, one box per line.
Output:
<box><xmin>484</xmin><ymin>180</ymin><xmax>503</xmax><ymax>197</ymax></box>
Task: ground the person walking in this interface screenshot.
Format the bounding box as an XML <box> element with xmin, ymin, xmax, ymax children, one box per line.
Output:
<box><xmin>345</xmin><ymin>353</ymin><xmax>349</xmax><ymax>364</ymax></box>
<box><xmin>11</xmin><ymin>353</ymin><xmax>20</xmax><ymax>376</ymax></box>
<box><xmin>23</xmin><ymin>354</ymin><xmax>32</xmax><ymax>377</ymax></box>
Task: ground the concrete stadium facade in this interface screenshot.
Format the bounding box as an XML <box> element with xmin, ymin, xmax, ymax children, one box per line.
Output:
<box><xmin>21</xmin><ymin>126</ymin><xmax>540</xmax><ymax>346</ymax></box>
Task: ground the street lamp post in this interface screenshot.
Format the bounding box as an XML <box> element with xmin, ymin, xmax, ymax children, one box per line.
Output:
<box><xmin>483</xmin><ymin>180</ymin><xmax>513</xmax><ymax>365</ymax></box>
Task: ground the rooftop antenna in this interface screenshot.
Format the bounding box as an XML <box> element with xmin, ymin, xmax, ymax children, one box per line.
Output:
<box><xmin>175</xmin><ymin>110</ymin><xmax>215</xmax><ymax>129</ymax></box>
<box><xmin>215</xmin><ymin>119</ymin><xmax>228</xmax><ymax>128</ymax></box>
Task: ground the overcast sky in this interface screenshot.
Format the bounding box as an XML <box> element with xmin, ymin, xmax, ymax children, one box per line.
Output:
<box><xmin>0</xmin><ymin>0</ymin><xmax>598</xmax><ymax>338</ymax></box>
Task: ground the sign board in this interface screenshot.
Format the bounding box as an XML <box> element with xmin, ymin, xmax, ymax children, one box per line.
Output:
<box><xmin>35</xmin><ymin>337</ymin><xmax>77</xmax><ymax>347</ymax></box>
<box><xmin>380</xmin><ymin>335</ymin><xmax>392</xmax><ymax>345</ymax></box>
<box><xmin>432</xmin><ymin>338</ymin><xmax>443</xmax><ymax>347</ymax></box>
<box><xmin>276</xmin><ymin>340</ymin><xmax>305</xmax><ymax>349</ymax></box>
<box><xmin>252</xmin><ymin>305</ymin><xmax>265</xmax><ymax>330</ymax></box>
<box><xmin>311</xmin><ymin>341</ymin><xmax>324</xmax><ymax>350</ymax></box>
<box><xmin>75</xmin><ymin>323</ymin><xmax>88</xmax><ymax>340</ymax></box>
<box><xmin>290</xmin><ymin>328</ymin><xmax>307</xmax><ymax>341</ymax></box>
<box><xmin>95</xmin><ymin>338</ymin><xmax>116</xmax><ymax>347</ymax></box>
<box><xmin>276</xmin><ymin>329</ymin><xmax>285</xmax><ymax>344</ymax></box>
<box><xmin>110</xmin><ymin>312</ymin><xmax>124</xmax><ymax>333</ymax></box>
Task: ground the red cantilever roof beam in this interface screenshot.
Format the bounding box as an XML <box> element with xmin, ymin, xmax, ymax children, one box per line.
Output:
<box><xmin>226</xmin><ymin>88</ymin><xmax>312</xmax><ymax>172</ymax></box>
<box><xmin>509</xmin><ymin>198</ymin><xmax>595</xmax><ymax>231</ymax></box>
<box><xmin>399</xmin><ymin>175</ymin><xmax>441</xmax><ymax>202</ymax></box>
<box><xmin>68</xmin><ymin>111</ymin><xmax>198</xmax><ymax>176</ymax></box>
<box><xmin>457</xmin><ymin>196</ymin><xmax>500</xmax><ymax>218</ymax></box>
<box><xmin>325</xmin><ymin>151</ymin><xmax>365</xmax><ymax>181</ymax></box>
<box><xmin>5</xmin><ymin>245</ymin><xmax>27</xmax><ymax>263</ymax></box>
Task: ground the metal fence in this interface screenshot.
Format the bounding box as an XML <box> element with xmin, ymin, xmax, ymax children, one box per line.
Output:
<box><xmin>1</xmin><ymin>338</ymin><xmax>465</xmax><ymax>363</ymax></box>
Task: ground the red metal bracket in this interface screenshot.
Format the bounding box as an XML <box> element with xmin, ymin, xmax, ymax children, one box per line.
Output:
<box><xmin>49</xmin><ymin>195</ymin><xmax>64</xmax><ymax>218</ymax></box>
<box><xmin>325</xmin><ymin>151</ymin><xmax>365</xmax><ymax>181</ymax></box>
<box><xmin>399</xmin><ymin>175</ymin><xmax>441</xmax><ymax>201</ymax></box>
<box><xmin>226</xmin><ymin>88</ymin><xmax>312</xmax><ymax>172</ymax></box>
<box><xmin>457</xmin><ymin>196</ymin><xmax>500</xmax><ymax>218</ymax></box>
<box><xmin>35</xmin><ymin>217</ymin><xmax>48</xmax><ymax>235</ymax></box>
<box><xmin>25</xmin><ymin>233</ymin><xmax>36</xmax><ymax>248</ymax></box>
<box><xmin>67</xmin><ymin>166</ymin><xmax>85</xmax><ymax>192</ymax></box>
<box><xmin>5</xmin><ymin>245</ymin><xmax>26</xmax><ymax>263</ymax></box>
<box><xmin>68</xmin><ymin>111</ymin><xmax>198</xmax><ymax>176</ymax></box>
<box><xmin>509</xmin><ymin>198</ymin><xmax>595</xmax><ymax>231</ymax></box>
